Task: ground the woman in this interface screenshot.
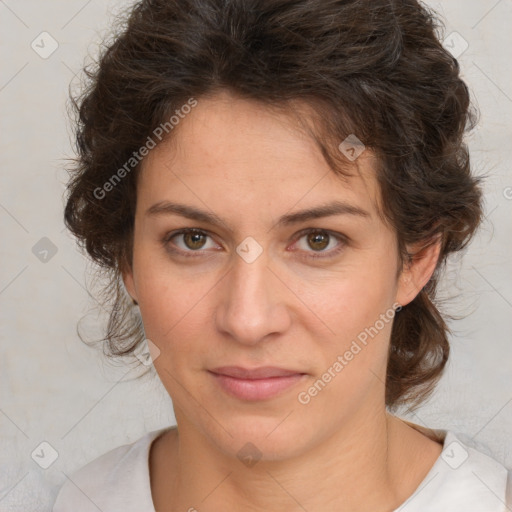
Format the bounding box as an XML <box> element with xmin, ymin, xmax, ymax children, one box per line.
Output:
<box><xmin>53</xmin><ymin>0</ymin><xmax>511</xmax><ymax>510</ymax></box>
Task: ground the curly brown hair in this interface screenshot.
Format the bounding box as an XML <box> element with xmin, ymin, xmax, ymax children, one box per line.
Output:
<box><xmin>63</xmin><ymin>0</ymin><xmax>484</xmax><ymax>412</ymax></box>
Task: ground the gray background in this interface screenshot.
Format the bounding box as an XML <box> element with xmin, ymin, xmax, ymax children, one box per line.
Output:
<box><xmin>0</xmin><ymin>0</ymin><xmax>511</xmax><ymax>510</ymax></box>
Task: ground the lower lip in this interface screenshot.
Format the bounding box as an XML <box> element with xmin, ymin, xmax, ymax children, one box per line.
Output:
<box><xmin>209</xmin><ymin>372</ymin><xmax>307</xmax><ymax>401</ymax></box>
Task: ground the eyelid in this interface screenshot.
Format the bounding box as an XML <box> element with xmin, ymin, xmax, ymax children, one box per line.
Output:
<box><xmin>162</xmin><ymin>227</ymin><xmax>348</xmax><ymax>259</ymax></box>
<box><xmin>290</xmin><ymin>228</ymin><xmax>348</xmax><ymax>259</ymax></box>
<box><xmin>162</xmin><ymin>228</ymin><xmax>221</xmax><ymax>257</ymax></box>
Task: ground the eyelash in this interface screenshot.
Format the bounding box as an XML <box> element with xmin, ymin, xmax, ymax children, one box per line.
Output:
<box><xmin>161</xmin><ymin>228</ymin><xmax>348</xmax><ymax>260</ymax></box>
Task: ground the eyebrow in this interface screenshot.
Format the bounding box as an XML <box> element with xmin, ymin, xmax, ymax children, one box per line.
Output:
<box><xmin>145</xmin><ymin>200</ymin><xmax>370</xmax><ymax>231</ymax></box>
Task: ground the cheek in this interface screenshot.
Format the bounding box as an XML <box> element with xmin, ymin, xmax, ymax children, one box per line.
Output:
<box><xmin>137</xmin><ymin>277</ymin><xmax>211</xmax><ymax>401</ymax></box>
<box><xmin>299</xmin><ymin>263</ymin><xmax>397</xmax><ymax>387</ymax></box>
<box><xmin>138</xmin><ymin>281</ymin><xmax>208</xmax><ymax>345</ymax></box>
<box><xmin>304</xmin><ymin>264</ymin><xmax>396</xmax><ymax>335</ymax></box>
<box><xmin>134</xmin><ymin>263</ymin><xmax>219</xmax><ymax>373</ymax></box>
<box><xmin>298</xmin><ymin>277</ymin><xmax>396</xmax><ymax>416</ymax></box>
<box><xmin>133</xmin><ymin>241</ymin><xmax>210</xmax><ymax>328</ymax></box>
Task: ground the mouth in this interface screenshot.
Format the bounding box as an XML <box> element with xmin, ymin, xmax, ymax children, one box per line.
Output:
<box><xmin>208</xmin><ymin>366</ymin><xmax>308</xmax><ymax>401</ymax></box>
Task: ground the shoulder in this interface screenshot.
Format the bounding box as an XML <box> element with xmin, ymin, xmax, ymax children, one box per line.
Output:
<box><xmin>397</xmin><ymin>429</ymin><xmax>512</xmax><ymax>511</ymax></box>
<box><xmin>52</xmin><ymin>427</ymin><xmax>170</xmax><ymax>512</ymax></box>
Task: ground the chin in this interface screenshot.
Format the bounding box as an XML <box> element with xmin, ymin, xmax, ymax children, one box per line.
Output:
<box><xmin>202</xmin><ymin>413</ymin><xmax>315</xmax><ymax>463</ymax></box>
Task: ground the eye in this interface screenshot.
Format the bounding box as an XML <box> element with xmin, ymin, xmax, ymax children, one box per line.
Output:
<box><xmin>162</xmin><ymin>229</ymin><xmax>220</xmax><ymax>257</ymax></box>
<box><xmin>161</xmin><ymin>228</ymin><xmax>348</xmax><ymax>259</ymax></box>
<box><xmin>291</xmin><ymin>228</ymin><xmax>347</xmax><ymax>259</ymax></box>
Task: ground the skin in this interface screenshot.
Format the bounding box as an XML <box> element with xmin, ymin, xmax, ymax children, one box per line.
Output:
<box><xmin>123</xmin><ymin>89</ymin><xmax>443</xmax><ymax>512</ymax></box>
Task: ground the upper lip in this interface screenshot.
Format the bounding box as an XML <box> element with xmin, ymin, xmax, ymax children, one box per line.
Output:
<box><xmin>209</xmin><ymin>366</ymin><xmax>305</xmax><ymax>379</ymax></box>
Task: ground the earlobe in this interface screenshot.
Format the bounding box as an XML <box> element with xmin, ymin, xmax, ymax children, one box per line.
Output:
<box><xmin>122</xmin><ymin>269</ymin><xmax>138</xmax><ymax>304</ymax></box>
<box><xmin>395</xmin><ymin>235</ymin><xmax>442</xmax><ymax>307</ymax></box>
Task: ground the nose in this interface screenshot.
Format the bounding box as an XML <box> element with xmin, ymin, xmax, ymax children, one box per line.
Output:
<box><xmin>215</xmin><ymin>246</ymin><xmax>291</xmax><ymax>347</ymax></box>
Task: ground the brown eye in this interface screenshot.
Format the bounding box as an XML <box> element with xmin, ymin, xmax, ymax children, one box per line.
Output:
<box><xmin>293</xmin><ymin>229</ymin><xmax>347</xmax><ymax>259</ymax></box>
<box><xmin>162</xmin><ymin>227</ymin><xmax>347</xmax><ymax>260</ymax></box>
<box><xmin>182</xmin><ymin>231</ymin><xmax>207</xmax><ymax>250</ymax></box>
<box><xmin>162</xmin><ymin>229</ymin><xmax>219</xmax><ymax>257</ymax></box>
<box><xmin>306</xmin><ymin>231</ymin><xmax>330</xmax><ymax>251</ymax></box>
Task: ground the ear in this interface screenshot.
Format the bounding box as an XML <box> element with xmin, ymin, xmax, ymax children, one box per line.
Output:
<box><xmin>395</xmin><ymin>234</ymin><xmax>442</xmax><ymax>307</ymax></box>
<box><xmin>122</xmin><ymin>267</ymin><xmax>138</xmax><ymax>304</ymax></box>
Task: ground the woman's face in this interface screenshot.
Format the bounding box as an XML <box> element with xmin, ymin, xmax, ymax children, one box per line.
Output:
<box><xmin>123</xmin><ymin>90</ymin><xmax>431</xmax><ymax>460</ymax></box>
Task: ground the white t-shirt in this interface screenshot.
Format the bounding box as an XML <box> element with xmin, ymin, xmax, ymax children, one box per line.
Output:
<box><xmin>52</xmin><ymin>424</ymin><xmax>512</xmax><ymax>512</ymax></box>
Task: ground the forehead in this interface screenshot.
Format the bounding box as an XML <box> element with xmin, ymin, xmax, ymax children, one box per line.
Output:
<box><xmin>138</xmin><ymin>92</ymin><xmax>382</xmax><ymax>220</ymax></box>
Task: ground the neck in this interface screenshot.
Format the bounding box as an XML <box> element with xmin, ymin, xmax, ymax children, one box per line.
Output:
<box><xmin>160</xmin><ymin>406</ymin><xmax>421</xmax><ymax>512</ymax></box>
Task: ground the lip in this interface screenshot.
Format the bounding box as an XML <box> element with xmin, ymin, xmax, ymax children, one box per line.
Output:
<box><xmin>208</xmin><ymin>366</ymin><xmax>307</xmax><ymax>401</ymax></box>
<box><xmin>210</xmin><ymin>366</ymin><xmax>305</xmax><ymax>379</ymax></box>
